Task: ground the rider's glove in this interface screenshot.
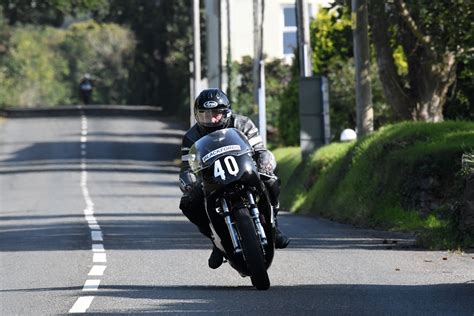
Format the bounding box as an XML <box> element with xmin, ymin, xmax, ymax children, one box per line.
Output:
<box><xmin>256</xmin><ymin>150</ymin><xmax>277</xmax><ymax>175</ymax></box>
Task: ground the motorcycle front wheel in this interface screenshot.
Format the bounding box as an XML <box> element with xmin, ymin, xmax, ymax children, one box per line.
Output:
<box><xmin>234</xmin><ymin>207</ymin><xmax>270</xmax><ymax>290</ymax></box>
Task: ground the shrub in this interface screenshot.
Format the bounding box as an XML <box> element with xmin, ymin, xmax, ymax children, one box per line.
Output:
<box><xmin>230</xmin><ymin>56</ymin><xmax>294</xmax><ymax>145</ymax></box>
<box><xmin>277</xmin><ymin>121</ymin><xmax>474</xmax><ymax>248</ymax></box>
<box><xmin>61</xmin><ymin>20</ymin><xmax>135</xmax><ymax>105</ymax></box>
<box><xmin>0</xmin><ymin>20</ymin><xmax>135</xmax><ymax>107</ymax></box>
<box><xmin>0</xmin><ymin>26</ymin><xmax>69</xmax><ymax>107</ymax></box>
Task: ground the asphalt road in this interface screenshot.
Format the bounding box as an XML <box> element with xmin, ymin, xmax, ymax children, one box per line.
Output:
<box><xmin>1</xmin><ymin>108</ymin><xmax>473</xmax><ymax>315</ymax></box>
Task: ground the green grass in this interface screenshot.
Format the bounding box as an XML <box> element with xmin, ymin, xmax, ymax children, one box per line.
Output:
<box><xmin>273</xmin><ymin>147</ymin><xmax>301</xmax><ymax>187</ymax></box>
<box><xmin>276</xmin><ymin>121</ymin><xmax>474</xmax><ymax>249</ymax></box>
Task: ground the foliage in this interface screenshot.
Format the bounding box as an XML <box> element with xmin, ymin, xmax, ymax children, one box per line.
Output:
<box><xmin>444</xmin><ymin>56</ymin><xmax>474</xmax><ymax>121</ymax></box>
<box><xmin>231</xmin><ymin>56</ymin><xmax>256</xmax><ymax>118</ymax></box>
<box><xmin>277</xmin><ymin>69</ymin><xmax>300</xmax><ymax>146</ymax></box>
<box><xmin>0</xmin><ymin>25</ymin><xmax>69</xmax><ymax>107</ymax></box>
<box><xmin>61</xmin><ymin>20</ymin><xmax>135</xmax><ymax>104</ymax></box>
<box><xmin>101</xmin><ymin>0</ymin><xmax>193</xmax><ymax>114</ymax></box>
<box><xmin>0</xmin><ymin>1</ymin><xmax>194</xmax><ymax>113</ymax></box>
<box><xmin>277</xmin><ymin>121</ymin><xmax>474</xmax><ymax>249</ymax></box>
<box><xmin>396</xmin><ymin>1</ymin><xmax>473</xmax><ymax>55</ymax></box>
<box><xmin>0</xmin><ymin>0</ymin><xmax>109</xmax><ymax>26</ymax></box>
<box><xmin>309</xmin><ymin>5</ymin><xmax>394</xmax><ymax>140</ymax></box>
<box><xmin>310</xmin><ymin>5</ymin><xmax>352</xmax><ymax>75</ymax></box>
<box><xmin>231</xmin><ymin>55</ymin><xmax>294</xmax><ymax>145</ymax></box>
<box><xmin>368</xmin><ymin>0</ymin><xmax>474</xmax><ymax>121</ymax></box>
<box><xmin>0</xmin><ymin>19</ymin><xmax>134</xmax><ymax>107</ymax></box>
<box><xmin>328</xmin><ymin>58</ymin><xmax>393</xmax><ymax>140</ymax></box>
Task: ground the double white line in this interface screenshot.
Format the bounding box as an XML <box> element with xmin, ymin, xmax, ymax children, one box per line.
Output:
<box><xmin>69</xmin><ymin>107</ymin><xmax>107</xmax><ymax>313</ymax></box>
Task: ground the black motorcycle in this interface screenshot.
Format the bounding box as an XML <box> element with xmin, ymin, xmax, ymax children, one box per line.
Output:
<box><xmin>188</xmin><ymin>128</ymin><xmax>276</xmax><ymax>290</ymax></box>
<box><xmin>79</xmin><ymin>78</ymin><xmax>93</xmax><ymax>105</ymax></box>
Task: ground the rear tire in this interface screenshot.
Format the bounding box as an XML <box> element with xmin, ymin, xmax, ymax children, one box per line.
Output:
<box><xmin>234</xmin><ymin>207</ymin><xmax>270</xmax><ymax>290</ymax></box>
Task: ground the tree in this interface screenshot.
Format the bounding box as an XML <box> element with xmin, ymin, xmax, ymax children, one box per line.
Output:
<box><xmin>0</xmin><ymin>20</ymin><xmax>134</xmax><ymax>107</ymax></box>
<box><xmin>0</xmin><ymin>0</ymin><xmax>108</xmax><ymax>26</ymax></box>
<box><xmin>310</xmin><ymin>4</ymin><xmax>391</xmax><ymax>139</ymax></box>
<box><xmin>102</xmin><ymin>0</ymin><xmax>192</xmax><ymax>113</ymax></box>
<box><xmin>369</xmin><ymin>0</ymin><xmax>473</xmax><ymax>122</ymax></box>
<box><xmin>311</xmin><ymin>4</ymin><xmax>352</xmax><ymax>75</ymax></box>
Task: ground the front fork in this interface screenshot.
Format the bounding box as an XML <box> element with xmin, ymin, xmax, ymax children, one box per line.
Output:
<box><xmin>220</xmin><ymin>198</ymin><xmax>242</xmax><ymax>253</ymax></box>
<box><xmin>219</xmin><ymin>191</ymin><xmax>268</xmax><ymax>255</ymax></box>
<box><xmin>246</xmin><ymin>191</ymin><xmax>268</xmax><ymax>247</ymax></box>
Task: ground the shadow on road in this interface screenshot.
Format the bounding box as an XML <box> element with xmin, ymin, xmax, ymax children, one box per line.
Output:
<box><xmin>0</xmin><ymin>115</ymin><xmax>183</xmax><ymax>175</ymax></box>
<box><xmin>0</xmin><ymin>211</ymin><xmax>418</xmax><ymax>252</ymax></box>
<box><xmin>1</xmin><ymin>283</ymin><xmax>472</xmax><ymax>314</ymax></box>
<box><xmin>83</xmin><ymin>131</ymin><xmax>185</xmax><ymax>139</ymax></box>
<box><xmin>0</xmin><ymin>212</ymin><xmax>209</xmax><ymax>252</ymax></box>
<box><xmin>0</xmin><ymin>140</ymin><xmax>180</xmax><ymax>175</ymax></box>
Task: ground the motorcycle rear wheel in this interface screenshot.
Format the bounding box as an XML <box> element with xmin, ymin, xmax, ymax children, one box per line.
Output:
<box><xmin>234</xmin><ymin>207</ymin><xmax>270</xmax><ymax>290</ymax></box>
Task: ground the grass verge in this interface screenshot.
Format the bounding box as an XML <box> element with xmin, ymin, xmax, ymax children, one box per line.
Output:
<box><xmin>275</xmin><ymin>121</ymin><xmax>474</xmax><ymax>249</ymax></box>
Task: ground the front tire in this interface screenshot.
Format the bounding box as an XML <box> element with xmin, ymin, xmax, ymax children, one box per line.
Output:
<box><xmin>234</xmin><ymin>207</ymin><xmax>270</xmax><ymax>290</ymax></box>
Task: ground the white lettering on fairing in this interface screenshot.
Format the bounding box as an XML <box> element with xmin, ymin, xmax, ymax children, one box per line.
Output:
<box><xmin>202</xmin><ymin>145</ymin><xmax>241</xmax><ymax>163</ymax></box>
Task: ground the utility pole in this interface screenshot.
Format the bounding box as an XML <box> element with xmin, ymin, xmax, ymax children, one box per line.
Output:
<box><xmin>191</xmin><ymin>0</ymin><xmax>201</xmax><ymax>126</ymax></box>
<box><xmin>225</xmin><ymin>0</ymin><xmax>232</xmax><ymax>100</ymax></box>
<box><xmin>253</xmin><ymin>0</ymin><xmax>266</xmax><ymax>145</ymax></box>
<box><xmin>296</xmin><ymin>0</ymin><xmax>312</xmax><ymax>77</ymax></box>
<box><xmin>352</xmin><ymin>0</ymin><xmax>373</xmax><ymax>136</ymax></box>
<box><xmin>297</xmin><ymin>0</ymin><xmax>330</xmax><ymax>159</ymax></box>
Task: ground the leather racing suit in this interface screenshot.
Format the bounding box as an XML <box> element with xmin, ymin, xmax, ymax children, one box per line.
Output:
<box><xmin>178</xmin><ymin>114</ymin><xmax>281</xmax><ymax>238</ymax></box>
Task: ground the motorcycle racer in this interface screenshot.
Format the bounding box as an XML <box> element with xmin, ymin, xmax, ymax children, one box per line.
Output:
<box><xmin>179</xmin><ymin>88</ymin><xmax>290</xmax><ymax>269</ymax></box>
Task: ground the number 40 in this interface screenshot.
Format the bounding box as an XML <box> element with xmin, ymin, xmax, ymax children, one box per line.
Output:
<box><xmin>214</xmin><ymin>156</ymin><xmax>239</xmax><ymax>180</ymax></box>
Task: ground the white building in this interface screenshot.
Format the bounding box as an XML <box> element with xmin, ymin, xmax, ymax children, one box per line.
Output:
<box><xmin>204</xmin><ymin>0</ymin><xmax>331</xmax><ymax>90</ymax></box>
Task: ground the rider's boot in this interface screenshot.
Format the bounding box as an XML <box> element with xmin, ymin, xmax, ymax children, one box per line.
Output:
<box><xmin>195</xmin><ymin>225</ymin><xmax>224</xmax><ymax>269</ymax></box>
<box><xmin>198</xmin><ymin>225</ymin><xmax>224</xmax><ymax>269</ymax></box>
<box><xmin>208</xmin><ymin>244</ymin><xmax>224</xmax><ymax>269</ymax></box>
<box><xmin>273</xmin><ymin>203</ymin><xmax>290</xmax><ymax>249</ymax></box>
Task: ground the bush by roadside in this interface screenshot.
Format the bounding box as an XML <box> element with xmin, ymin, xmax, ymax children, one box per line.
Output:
<box><xmin>0</xmin><ymin>20</ymin><xmax>134</xmax><ymax>108</ymax></box>
<box><xmin>273</xmin><ymin>121</ymin><xmax>474</xmax><ymax>249</ymax></box>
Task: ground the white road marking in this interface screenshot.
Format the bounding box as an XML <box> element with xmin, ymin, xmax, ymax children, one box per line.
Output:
<box><xmin>91</xmin><ymin>231</ymin><xmax>103</xmax><ymax>241</ymax></box>
<box><xmin>69</xmin><ymin>110</ymin><xmax>107</xmax><ymax>314</ymax></box>
<box><xmin>69</xmin><ymin>296</ymin><xmax>95</xmax><ymax>313</ymax></box>
<box><xmin>88</xmin><ymin>265</ymin><xmax>107</xmax><ymax>276</ymax></box>
<box><xmin>92</xmin><ymin>244</ymin><xmax>105</xmax><ymax>252</ymax></box>
<box><xmin>82</xmin><ymin>280</ymin><xmax>101</xmax><ymax>291</ymax></box>
<box><xmin>84</xmin><ymin>207</ymin><xmax>93</xmax><ymax>215</ymax></box>
<box><xmin>93</xmin><ymin>253</ymin><xmax>107</xmax><ymax>263</ymax></box>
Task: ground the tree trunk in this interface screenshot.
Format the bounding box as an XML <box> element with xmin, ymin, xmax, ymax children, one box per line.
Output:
<box><xmin>410</xmin><ymin>51</ymin><xmax>456</xmax><ymax>122</ymax></box>
<box><xmin>369</xmin><ymin>1</ymin><xmax>413</xmax><ymax>120</ymax></box>
<box><xmin>369</xmin><ymin>1</ymin><xmax>458</xmax><ymax>122</ymax></box>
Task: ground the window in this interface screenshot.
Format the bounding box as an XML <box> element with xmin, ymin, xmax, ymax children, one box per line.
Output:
<box><xmin>281</xmin><ymin>4</ymin><xmax>316</xmax><ymax>58</ymax></box>
<box><xmin>282</xmin><ymin>6</ymin><xmax>297</xmax><ymax>56</ymax></box>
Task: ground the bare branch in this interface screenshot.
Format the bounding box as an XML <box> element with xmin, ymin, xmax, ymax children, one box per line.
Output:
<box><xmin>395</xmin><ymin>0</ymin><xmax>432</xmax><ymax>49</ymax></box>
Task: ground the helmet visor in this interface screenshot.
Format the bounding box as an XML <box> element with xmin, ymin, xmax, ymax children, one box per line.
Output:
<box><xmin>195</xmin><ymin>108</ymin><xmax>230</xmax><ymax>127</ymax></box>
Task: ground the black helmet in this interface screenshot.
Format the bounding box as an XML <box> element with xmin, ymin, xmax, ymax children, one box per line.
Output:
<box><xmin>194</xmin><ymin>88</ymin><xmax>232</xmax><ymax>131</ymax></box>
